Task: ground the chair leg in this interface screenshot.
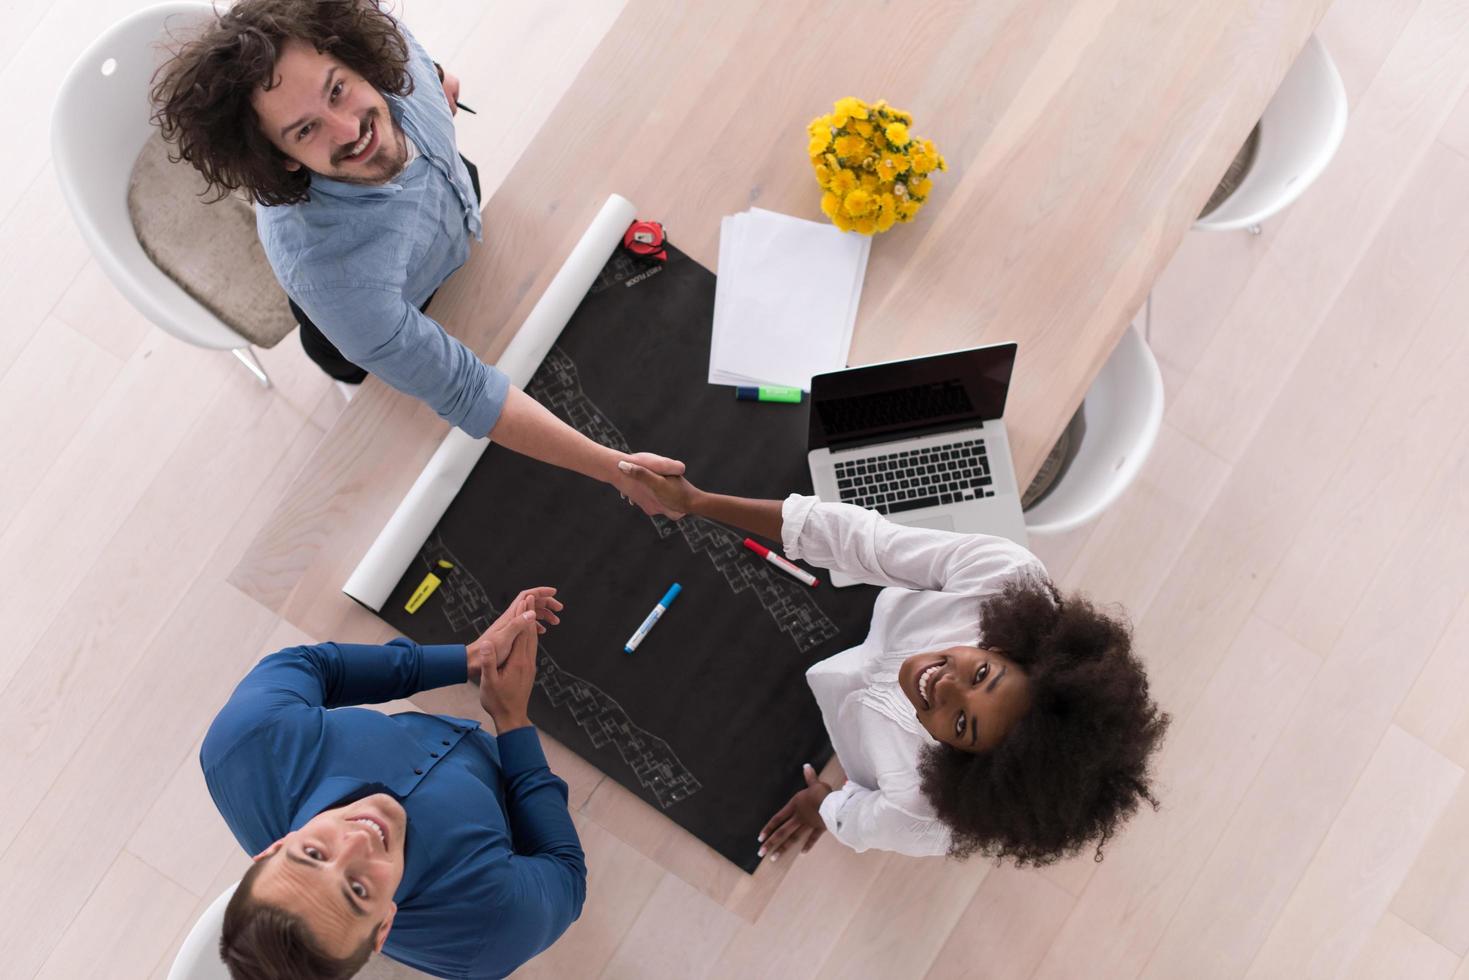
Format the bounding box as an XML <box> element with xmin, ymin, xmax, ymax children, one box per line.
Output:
<box><xmin>1248</xmin><ymin>223</ymin><xmax>1262</xmax><ymax>236</ymax></box>
<box><xmin>231</xmin><ymin>347</ymin><xmax>272</xmax><ymax>388</ymax></box>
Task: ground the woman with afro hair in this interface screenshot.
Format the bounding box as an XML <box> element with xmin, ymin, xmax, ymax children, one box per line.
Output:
<box><xmin>616</xmin><ymin>460</ymin><xmax>1170</xmax><ymax>865</ymax></box>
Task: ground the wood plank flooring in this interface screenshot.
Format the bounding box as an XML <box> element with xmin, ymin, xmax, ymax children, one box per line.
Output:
<box><xmin>2</xmin><ymin>1</ymin><xmax>1466</xmax><ymax>977</ymax></box>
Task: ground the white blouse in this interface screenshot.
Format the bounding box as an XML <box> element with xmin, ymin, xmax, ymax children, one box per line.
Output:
<box><xmin>781</xmin><ymin>494</ymin><xmax>1048</xmax><ymax>857</ymax></box>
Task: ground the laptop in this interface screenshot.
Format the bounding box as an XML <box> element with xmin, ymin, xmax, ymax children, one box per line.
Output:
<box><xmin>806</xmin><ymin>342</ymin><xmax>1029</xmax><ymax>587</ymax></box>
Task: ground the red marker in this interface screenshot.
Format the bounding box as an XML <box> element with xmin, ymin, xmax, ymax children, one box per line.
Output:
<box><xmin>742</xmin><ymin>538</ymin><xmax>820</xmax><ymax>588</ymax></box>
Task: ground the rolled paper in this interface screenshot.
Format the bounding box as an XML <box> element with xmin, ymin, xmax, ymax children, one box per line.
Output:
<box><xmin>343</xmin><ymin>194</ymin><xmax>640</xmax><ymax>610</ymax></box>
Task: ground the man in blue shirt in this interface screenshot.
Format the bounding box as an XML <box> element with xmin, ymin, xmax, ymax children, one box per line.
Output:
<box><xmin>205</xmin><ymin>587</ymin><xmax>578</xmax><ymax>979</ymax></box>
<box><xmin>151</xmin><ymin>1</ymin><xmax>679</xmax><ymax>511</ymax></box>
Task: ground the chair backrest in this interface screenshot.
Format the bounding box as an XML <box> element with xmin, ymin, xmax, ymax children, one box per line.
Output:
<box><xmin>167</xmin><ymin>880</ymin><xmax>238</xmax><ymax>980</ymax></box>
<box><xmin>1195</xmin><ymin>34</ymin><xmax>1348</xmax><ymax>231</ymax></box>
<box><xmin>50</xmin><ymin>2</ymin><xmax>248</xmax><ymax>350</ymax></box>
<box><xmin>1024</xmin><ymin>325</ymin><xmax>1164</xmax><ymax>535</ymax></box>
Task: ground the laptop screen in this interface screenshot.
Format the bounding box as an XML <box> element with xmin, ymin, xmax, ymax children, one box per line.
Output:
<box><xmin>808</xmin><ymin>342</ymin><xmax>1017</xmax><ymax>451</ymax></box>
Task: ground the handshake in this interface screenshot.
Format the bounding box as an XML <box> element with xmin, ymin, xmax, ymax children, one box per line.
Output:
<box><xmin>609</xmin><ymin>455</ymin><xmax>704</xmax><ymax>519</ymax></box>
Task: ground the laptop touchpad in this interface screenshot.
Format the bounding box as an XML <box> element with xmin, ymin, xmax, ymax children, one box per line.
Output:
<box><xmin>893</xmin><ymin>514</ymin><xmax>956</xmax><ymax>532</ymax></box>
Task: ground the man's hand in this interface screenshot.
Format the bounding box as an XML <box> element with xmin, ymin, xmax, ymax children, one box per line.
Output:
<box><xmin>477</xmin><ymin>609</ymin><xmax>539</xmax><ymax>732</ymax></box>
<box><xmin>467</xmin><ymin>587</ymin><xmax>561</xmax><ymax>683</ymax></box>
<box><xmin>615</xmin><ymin>458</ymin><xmax>701</xmax><ymax>519</ymax></box>
<box><xmin>757</xmin><ymin>764</ymin><xmax>832</xmax><ymax>862</ymax></box>
<box><xmin>441</xmin><ymin>69</ymin><xmax>461</xmax><ymax>115</ymax></box>
<box><xmin>612</xmin><ymin>453</ymin><xmax>690</xmax><ymax>518</ymax></box>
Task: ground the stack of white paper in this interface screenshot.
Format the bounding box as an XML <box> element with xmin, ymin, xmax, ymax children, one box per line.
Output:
<box><xmin>709</xmin><ymin>207</ymin><xmax>871</xmax><ymax>390</ymax></box>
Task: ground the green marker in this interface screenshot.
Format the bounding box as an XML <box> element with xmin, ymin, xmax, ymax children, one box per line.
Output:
<box><xmin>735</xmin><ymin>385</ymin><xmax>804</xmax><ymax>403</ymax></box>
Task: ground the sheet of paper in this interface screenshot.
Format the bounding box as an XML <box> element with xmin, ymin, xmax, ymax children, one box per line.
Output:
<box><xmin>708</xmin><ymin>208</ymin><xmax>871</xmax><ymax>389</ymax></box>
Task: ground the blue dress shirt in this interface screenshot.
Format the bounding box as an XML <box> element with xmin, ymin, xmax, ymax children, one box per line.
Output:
<box><xmin>255</xmin><ymin>21</ymin><xmax>510</xmax><ymax>437</ymax></box>
<box><xmin>202</xmin><ymin>640</ymin><xmax>586</xmax><ymax>979</ymax></box>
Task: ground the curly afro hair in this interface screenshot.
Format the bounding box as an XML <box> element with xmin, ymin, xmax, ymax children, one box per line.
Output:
<box><xmin>918</xmin><ymin>578</ymin><xmax>1169</xmax><ymax>865</ymax></box>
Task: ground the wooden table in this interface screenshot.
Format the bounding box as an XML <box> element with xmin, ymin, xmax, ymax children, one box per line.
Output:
<box><xmin>232</xmin><ymin>0</ymin><xmax>1330</xmax><ymax>667</ymax></box>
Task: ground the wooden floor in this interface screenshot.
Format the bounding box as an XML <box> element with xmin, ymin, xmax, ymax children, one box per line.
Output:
<box><xmin>4</xmin><ymin>0</ymin><xmax>1469</xmax><ymax>977</ymax></box>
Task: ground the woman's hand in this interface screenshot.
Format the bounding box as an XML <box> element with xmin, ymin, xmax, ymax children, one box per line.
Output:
<box><xmin>616</xmin><ymin>458</ymin><xmax>701</xmax><ymax>519</ymax></box>
<box><xmin>758</xmin><ymin>764</ymin><xmax>832</xmax><ymax>862</ymax></box>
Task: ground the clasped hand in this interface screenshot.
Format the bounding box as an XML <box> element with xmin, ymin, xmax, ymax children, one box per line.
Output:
<box><xmin>612</xmin><ymin>453</ymin><xmax>694</xmax><ymax>518</ymax></box>
<box><xmin>467</xmin><ymin>587</ymin><xmax>562</xmax><ymax>731</ymax></box>
<box><xmin>615</xmin><ymin>458</ymin><xmax>702</xmax><ymax>518</ymax></box>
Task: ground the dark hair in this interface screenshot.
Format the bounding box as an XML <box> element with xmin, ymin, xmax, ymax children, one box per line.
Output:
<box><xmin>219</xmin><ymin>855</ymin><xmax>376</xmax><ymax>979</ymax></box>
<box><xmin>150</xmin><ymin>0</ymin><xmax>413</xmax><ymax>206</ymax></box>
<box><xmin>918</xmin><ymin>578</ymin><xmax>1169</xmax><ymax>865</ymax></box>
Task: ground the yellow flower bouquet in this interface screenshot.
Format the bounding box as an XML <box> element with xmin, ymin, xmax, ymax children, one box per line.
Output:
<box><xmin>808</xmin><ymin>96</ymin><xmax>947</xmax><ymax>234</ymax></box>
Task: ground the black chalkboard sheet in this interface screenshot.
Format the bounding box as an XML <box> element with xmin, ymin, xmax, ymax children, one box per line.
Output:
<box><xmin>377</xmin><ymin>241</ymin><xmax>880</xmax><ymax>872</ymax></box>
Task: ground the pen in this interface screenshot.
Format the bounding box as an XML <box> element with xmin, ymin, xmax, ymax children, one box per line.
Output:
<box><xmin>624</xmin><ymin>583</ymin><xmax>682</xmax><ymax>653</ymax></box>
<box><xmin>455</xmin><ymin>101</ymin><xmax>477</xmax><ymax>114</ymax></box>
<box><xmin>742</xmin><ymin>538</ymin><xmax>820</xmax><ymax>587</ymax></box>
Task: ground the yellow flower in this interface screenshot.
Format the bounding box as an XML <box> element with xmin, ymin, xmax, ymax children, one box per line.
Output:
<box><xmin>897</xmin><ymin>200</ymin><xmax>921</xmax><ymax>221</ymax></box>
<box><xmin>829</xmin><ymin>168</ymin><xmax>858</xmax><ymax>196</ymax></box>
<box><xmin>809</xmin><ymin>134</ymin><xmax>831</xmax><ymax>159</ymax></box>
<box><xmin>859</xmin><ymin>172</ymin><xmax>880</xmax><ymax>192</ymax></box>
<box><xmin>843</xmin><ymin>189</ymin><xmax>874</xmax><ymax>216</ymax></box>
<box><xmin>879</xmin><ymin>151</ymin><xmax>908</xmax><ymax>177</ymax></box>
<box><xmin>910</xmin><ymin>177</ymin><xmax>933</xmax><ymax>198</ymax></box>
<box><xmin>852</xmin><ymin>119</ymin><xmax>874</xmax><ymax>138</ymax></box>
<box><xmin>909</xmin><ymin>151</ymin><xmax>933</xmax><ymax>175</ymax></box>
<box><xmin>936</xmin><ymin>153</ymin><xmax>948</xmax><ymax>171</ymax></box>
<box><xmin>875</xmin><ymin>208</ymin><xmax>897</xmax><ymax>232</ymax></box>
<box><xmin>831</xmin><ymin>209</ymin><xmax>855</xmax><ymax>232</ymax></box>
<box><xmin>853</xmin><ymin>214</ymin><xmax>878</xmax><ymax>235</ymax></box>
<box><xmin>813</xmin><ymin>163</ymin><xmax>832</xmax><ymax>187</ymax></box>
<box><xmin>821</xmin><ymin>191</ymin><xmax>841</xmax><ymax>219</ymax></box>
<box><xmin>884</xmin><ymin>122</ymin><xmax>910</xmax><ymax>145</ymax></box>
<box><xmin>834</xmin><ymin>96</ymin><xmax>869</xmax><ymax>121</ymax></box>
<box><xmin>833</xmin><ymin>134</ymin><xmax>868</xmax><ymax>163</ymax></box>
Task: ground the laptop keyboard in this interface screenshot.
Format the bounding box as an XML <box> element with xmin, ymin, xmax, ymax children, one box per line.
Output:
<box><xmin>833</xmin><ymin>438</ymin><xmax>995</xmax><ymax>515</ymax></box>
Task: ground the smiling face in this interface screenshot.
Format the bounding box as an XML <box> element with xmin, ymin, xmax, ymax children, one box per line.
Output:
<box><xmin>250</xmin><ymin>38</ymin><xmax>408</xmax><ymax>186</ymax></box>
<box><xmin>898</xmin><ymin>645</ymin><xmax>1033</xmax><ymax>753</ymax></box>
<box><xmin>250</xmin><ymin>792</ymin><xmax>408</xmax><ymax>958</ymax></box>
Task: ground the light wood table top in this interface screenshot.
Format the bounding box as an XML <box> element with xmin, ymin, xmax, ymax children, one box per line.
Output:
<box><xmin>232</xmin><ymin>0</ymin><xmax>1331</xmax><ymax>642</ymax></box>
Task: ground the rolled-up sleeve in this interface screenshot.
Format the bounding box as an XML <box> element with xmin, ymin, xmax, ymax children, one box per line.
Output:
<box><xmin>818</xmin><ymin>780</ymin><xmax>950</xmax><ymax>857</ymax></box>
<box><xmin>780</xmin><ymin>493</ymin><xmax>1044</xmax><ymax>596</ymax></box>
<box><xmin>293</xmin><ymin>283</ymin><xmax>509</xmax><ymax>437</ymax></box>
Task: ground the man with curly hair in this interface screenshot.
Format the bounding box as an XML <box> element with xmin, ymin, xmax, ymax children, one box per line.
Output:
<box><xmin>617</xmin><ymin>461</ymin><xmax>1170</xmax><ymax>865</ymax></box>
<box><xmin>151</xmin><ymin>0</ymin><xmax>680</xmax><ymax>515</ymax></box>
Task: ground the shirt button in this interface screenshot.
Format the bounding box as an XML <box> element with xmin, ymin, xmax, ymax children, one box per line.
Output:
<box><xmin>441</xmin><ymin>740</ymin><xmax>450</xmax><ymax>746</ymax></box>
<box><xmin>413</xmin><ymin>768</ymin><xmax>423</xmax><ymax>775</ymax></box>
<box><xmin>430</xmin><ymin>752</ymin><xmax>439</xmax><ymax>758</ymax></box>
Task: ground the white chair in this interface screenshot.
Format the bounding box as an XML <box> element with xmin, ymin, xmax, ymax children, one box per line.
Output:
<box><xmin>1023</xmin><ymin>325</ymin><xmax>1164</xmax><ymax>536</ymax></box>
<box><xmin>167</xmin><ymin>881</ymin><xmax>236</xmax><ymax>980</ymax></box>
<box><xmin>50</xmin><ymin>2</ymin><xmax>278</xmax><ymax>386</ymax></box>
<box><xmin>1194</xmin><ymin>34</ymin><xmax>1347</xmax><ymax>234</ymax></box>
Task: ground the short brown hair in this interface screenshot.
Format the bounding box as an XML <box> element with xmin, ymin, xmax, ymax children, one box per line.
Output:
<box><xmin>150</xmin><ymin>0</ymin><xmax>413</xmax><ymax>206</ymax></box>
<box><xmin>219</xmin><ymin>856</ymin><xmax>376</xmax><ymax>979</ymax></box>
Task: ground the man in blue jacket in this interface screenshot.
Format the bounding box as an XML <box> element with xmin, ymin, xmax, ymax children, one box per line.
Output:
<box><xmin>203</xmin><ymin>586</ymin><xmax>580</xmax><ymax>979</ymax></box>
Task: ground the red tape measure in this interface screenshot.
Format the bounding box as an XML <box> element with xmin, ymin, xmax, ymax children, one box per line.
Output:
<box><xmin>623</xmin><ymin>219</ymin><xmax>668</xmax><ymax>262</ymax></box>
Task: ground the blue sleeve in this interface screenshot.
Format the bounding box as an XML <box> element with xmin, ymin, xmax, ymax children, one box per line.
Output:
<box><xmin>472</xmin><ymin>728</ymin><xmax>587</xmax><ymax>977</ymax></box>
<box><xmin>201</xmin><ymin>639</ymin><xmax>468</xmax><ymax>768</ymax></box>
<box><xmin>294</xmin><ymin>285</ymin><xmax>509</xmax><ymax>437</ymax></box>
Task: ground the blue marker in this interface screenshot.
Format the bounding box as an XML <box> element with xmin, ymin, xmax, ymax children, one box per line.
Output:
<box><xmin>624</xmin><ymin>583</ymin><xmax>681</xmax><ymax>653</ymax></box>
